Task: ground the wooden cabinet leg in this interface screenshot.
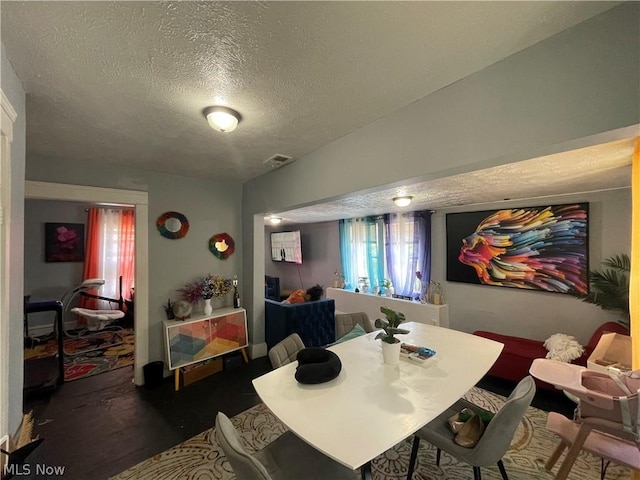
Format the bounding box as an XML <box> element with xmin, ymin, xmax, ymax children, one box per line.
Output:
<box><xmin>174</xmin><ymin>369</ymin><xmax>180</xmax><ymax>391</ymax></box>
<box><xmin>241</xmin><ymin>348</ymin><xmax>249</xmax><ymax>363</ymax></box>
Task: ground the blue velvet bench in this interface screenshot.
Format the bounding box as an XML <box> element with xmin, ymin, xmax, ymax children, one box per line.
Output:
<box><xmin>265</xmin><ymin>298</ymin><xmax>336</xmax><ymax>349</ymax></box>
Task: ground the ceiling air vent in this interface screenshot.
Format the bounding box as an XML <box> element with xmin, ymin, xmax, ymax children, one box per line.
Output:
<box><xmin>264</xmin><ymin>154</ymin><xmax>293</xmax><ymax>169</ymax></box>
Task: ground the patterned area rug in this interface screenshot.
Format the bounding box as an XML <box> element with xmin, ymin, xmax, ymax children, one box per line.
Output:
<box><xmin>110</xmin><ymin>387</ymin><xmax>630</xmax><ymax>480</ymax></box>
<box><xmin>24</xmin><ymin>328</ymin><xmax>135</xmax><ymax>381</ymax></box>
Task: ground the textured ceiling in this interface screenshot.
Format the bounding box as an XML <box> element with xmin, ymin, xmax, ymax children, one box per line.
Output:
<box><xmin>271</xmin><ymin>138</ymin><xmax>635</xmax><ymax>224</ymax></box>
<box><xmin>1</xmin><ymin>2</ymin><xmax>632</xmax><ymax>223</ymax></box>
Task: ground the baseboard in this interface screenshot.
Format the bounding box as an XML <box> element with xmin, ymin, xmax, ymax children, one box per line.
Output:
<box><xmin>249</xmin><ymin>342</ymin><xmax>267</xmax><ymax>359</ymax></box>
<box><xmin>26</xmin><ymin>321</ymin><xmax>78</xmax><ymax>339</ymax></box>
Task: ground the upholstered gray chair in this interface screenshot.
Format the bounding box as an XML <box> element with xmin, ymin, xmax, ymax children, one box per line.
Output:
<box><xmin>407</xmin><ymin>375</ymin><xmax>536</xmax><ymax>480</ymax></box>
<box><xmin>215</xmin><ymin>411</ymin><xmax>357</xmax><ymax>480</ymax></box>
<box><xmin>267</xmin><ymin>333</ymin><xmax>305</xmax><ymax>369</ymax></box>
<box><xmin>335</xmin><ymin>312</ymin><xmax>374</xmax><ymax>339</ymax></box>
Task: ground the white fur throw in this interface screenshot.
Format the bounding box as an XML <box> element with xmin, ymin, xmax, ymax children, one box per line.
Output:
<box><xmin>544</xmin><ymin>333</ymin><xmax>585</xmax><ymax>363</ymax></box>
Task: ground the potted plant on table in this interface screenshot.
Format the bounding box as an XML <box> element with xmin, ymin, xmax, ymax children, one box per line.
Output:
<box><xmin>375</xmin><ymin>306</ymin><xmax>409</xmax><ymax>365</ymax></box>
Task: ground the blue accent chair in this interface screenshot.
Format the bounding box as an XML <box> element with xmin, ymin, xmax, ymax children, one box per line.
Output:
<box><xmin>265</xmin><ymin>276</ymin><xmax>280</xmax><ymax>301</ymax></box>
<box><xmin>265</xmin><ymin>298</ymin><xmax>335</xmax><ymax>349</ymax></box>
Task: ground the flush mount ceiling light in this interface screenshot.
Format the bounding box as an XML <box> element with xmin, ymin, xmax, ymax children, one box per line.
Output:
<box><xmin>269</xmin><ymin>216</ymin><xmax>282</xmax><ymax>225</ymax></box>
<box><xmin>203</xmin><ymin>106</ymin><xmax>241</xmax><ymax>133</ymax></box>
<box><xmin>393</xmin><ymin>196</ymin><xmax>413</xmax><ymax>207</ymax></box>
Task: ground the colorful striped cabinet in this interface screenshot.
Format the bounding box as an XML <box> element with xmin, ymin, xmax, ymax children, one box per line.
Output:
<box><xmin>163</xmin><ymin>307</ymin><xmax>248</xmax><ymax>390</ymax></box>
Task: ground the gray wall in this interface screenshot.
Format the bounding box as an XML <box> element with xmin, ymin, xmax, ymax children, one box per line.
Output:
<box><xmin>2</xmin><ymin>43</ymin><xmax>27</xmax><ymax>435</ymax></box>
<box><xmin>243</xmin><ymin>4</ymin><xmax>639</xmax><ymax>349</ymax></box>
<box><xmin>265</xmin><ymin>221</ymin><xmax>340</xmax><ymax>294</ymax></box>
<box><xmin>24</xmin><ymin>161</ymin><xmax>243</xmax><ymax>369</ymax></box>
<box><xmin>24</xmin><ymin>200</ymin><xmax>87</xmax><ymax>331</ymax></box>
<box><xmin>432</xmin><ymin>189</ymin><xmax>631</xmax><ymax>345</ymax></box>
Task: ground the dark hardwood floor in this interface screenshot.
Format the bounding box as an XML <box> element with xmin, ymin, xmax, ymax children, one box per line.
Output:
<box><xmin>21</xmin><ymin>352</ymin><xmax>270</xmax><ymax>479</ymax></box>
<box><xmin>19</xmin><ymin>353</ymin><xmax>574</xmax><ymax>480</ymax></box>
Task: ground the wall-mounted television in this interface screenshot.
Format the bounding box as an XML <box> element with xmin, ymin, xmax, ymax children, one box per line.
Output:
<box><xmin>271</xmin><ymin>231</ymin><xmax>303</xmax><ymax>264</ymax></box>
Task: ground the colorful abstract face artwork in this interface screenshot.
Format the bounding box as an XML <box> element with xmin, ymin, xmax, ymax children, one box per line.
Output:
<box><xmin>446</xmin><ymin>204</ymin><xmax>588</xmax><ymax>295</ymax></box>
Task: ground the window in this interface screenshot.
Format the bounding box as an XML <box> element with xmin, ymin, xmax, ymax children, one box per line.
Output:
<box><xmin>339</xmin><ymin>211</ymin><xmax>431</xmax><ymax>296</ymax></box>
<box><xmin>82</xmin><ymin>208</ymin><xmax>135</xmax><ymax>309</ymax></box>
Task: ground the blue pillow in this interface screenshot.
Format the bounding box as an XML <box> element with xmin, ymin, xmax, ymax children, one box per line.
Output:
<box><xmin>336</xmin><ymin>323</ymin><xmax>367</xmax><ymax>343</ymax></box>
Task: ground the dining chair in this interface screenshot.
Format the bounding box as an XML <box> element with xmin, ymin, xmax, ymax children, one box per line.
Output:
<box><xmin>406</xmin><ymin>375</ymin><xmax>536</xmax><ymax>480</ymax></box>
<box><xmin>267</xmin><ymin>333</ymin><xmax>305</xmax><ymax>369</ymax></box>
<box><xmin>335</xmin><ymin>312</ymin><xmax>374</xmax><ymax>339</ymax></box>
<box><xmin>215</xmin><ymin>411</ymin><xmax>357</xmax><ymax>480</ymax></box>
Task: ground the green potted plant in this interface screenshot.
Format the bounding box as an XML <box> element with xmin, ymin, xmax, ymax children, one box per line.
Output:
<box><xmin>375</xmin><ymin>306</ymin><xmax>409</xmax><ymax>365</ymax></box>
<box><xmin>582</xmin><ymin>253</ymin><xmax>630</xmax><ymax>327</ymax></box>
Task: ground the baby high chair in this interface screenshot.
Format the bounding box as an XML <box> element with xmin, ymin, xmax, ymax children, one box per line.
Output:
<box><xmin>530</xmin><ymin>358</ymin><xmax>640</xmax><ymax>480</ymax></box>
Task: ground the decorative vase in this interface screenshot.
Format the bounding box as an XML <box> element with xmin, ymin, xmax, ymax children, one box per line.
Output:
<box><xmin>385</xmin><ymin>286</ymin><xmax>394</xmax><ymax>297</ymax></box>
<box><xmin>203</xmin><ymin>298</ymin><xmax>213</xmax><ymax>315</ymax></box>
<box><xmin>428</xmin><ymin>281</ymin><xmax>444</xmax><ymax>305</ymax></box>
<box><xmin>381</xmin><ymin>340</ymin><xmax>401</xmax><ymax>365</ymax></box>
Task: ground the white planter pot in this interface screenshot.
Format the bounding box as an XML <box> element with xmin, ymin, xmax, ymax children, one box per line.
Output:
<box><xmin>381</xmin><ymin>340</ymin><xmax>401</xmax><ymax>365</ymax></box>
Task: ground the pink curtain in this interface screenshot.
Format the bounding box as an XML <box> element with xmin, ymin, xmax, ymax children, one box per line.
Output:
<box><xmin>80</xmin><ymin>208</ymin><xmax>101</xmax><ymax>312</ymax></box>
<box><xmin>118</xmin><ymin>210</ymin><xmax>135</xmax><ymax>301</ymax></box>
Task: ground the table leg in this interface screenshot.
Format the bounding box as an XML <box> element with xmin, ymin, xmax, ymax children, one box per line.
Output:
<box><xmin>241</xmin><ymin>348</ymin><xmax>249</xmax><ymax>363</ymax></box>
<box><xmin>174</xmin><ymin>369</ymin><xmax>180</xmax><ymax>391</ymax></box>
<box><xmin>360</xmin><ymin>461</ymin><xmax>372</xmax><ymax>480</ymax></box>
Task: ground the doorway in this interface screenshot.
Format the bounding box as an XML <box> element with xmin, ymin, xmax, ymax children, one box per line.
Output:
<box><xmin>24</xmin><ymin>200</ymin><xmax>136</xmax><ymax>385</ymax></box>
<box><xmin>24</xmin><ymin>181</ymin><xmax>149</xmax><ymax>386</ymax></box>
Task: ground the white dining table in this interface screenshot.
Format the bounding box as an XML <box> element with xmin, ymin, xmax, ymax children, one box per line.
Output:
<box><xmin>252</xmin><ymin>321</ymin><xmax>503</xmax><ymax>476</ymax></box>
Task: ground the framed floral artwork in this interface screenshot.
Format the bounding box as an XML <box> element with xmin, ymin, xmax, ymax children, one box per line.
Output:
<box><xmin>45</xmin><ymin>222</ymin><xmax>85</xmax><ymax>262</ymax></box>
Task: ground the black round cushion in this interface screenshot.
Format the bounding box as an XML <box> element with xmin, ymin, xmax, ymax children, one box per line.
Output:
<box><xmin>295</xmin><ymin>348</ymin><xmax>342</xmax><ymax>384</ymax></box>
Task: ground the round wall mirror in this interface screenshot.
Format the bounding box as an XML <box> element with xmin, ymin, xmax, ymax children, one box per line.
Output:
<box><xmin>157</xmin><ymin>211</ymin><xmax>189</xmax><ymax>239</ymax></box>
<box><xmin>209</xmin><ymin>233</ymin><xmax>235</xmax><ymax>259</ymax></box>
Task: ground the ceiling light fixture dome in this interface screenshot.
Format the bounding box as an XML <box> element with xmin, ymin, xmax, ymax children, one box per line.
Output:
<box><xmin>393</xmin><ymin>196</ymin><xmax>413</xmax><ymax>207</ymax></box>
<box><xmin>203</xmin><ymin>106</ymin><xmax>241</xmax><ymax>133</ymax></box>
<box><xmin>270</xmin><ymin>216</ymin><xmax>282</xmax><ymax>225</ymax></box>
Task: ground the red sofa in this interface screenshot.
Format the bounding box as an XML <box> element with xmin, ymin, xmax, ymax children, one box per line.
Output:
<box><xmin>474</xmin><ymin>322</ymin><xmax>629</xmax><ymax>390</ymax></box>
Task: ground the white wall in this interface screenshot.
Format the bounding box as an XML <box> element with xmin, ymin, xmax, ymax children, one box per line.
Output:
<box><xmin>2</xmin><ymin>44</ymin><xmax>26</xmax><ymax>435</ymax></box>
<box><xmin>243</xmin><ymin>4</ymin><xmax>640</xmax><ymax>347</ymax></box>
<box><xmin>24</xmin><ymin>160</ymin><xmax>243</xmax><ymax>369</ymax></box>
